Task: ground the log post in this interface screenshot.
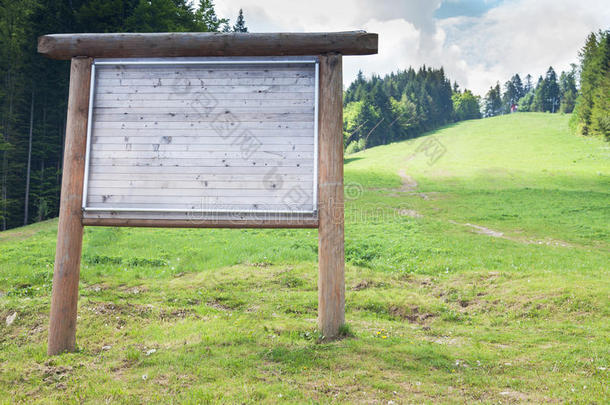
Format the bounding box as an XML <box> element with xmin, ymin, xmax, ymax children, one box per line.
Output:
<box><xmin>317</xmin><ymin>53</ymin><xmax>345</xmax><ymax>338</ymax></box>
<box><xmin>48</xmin><ymin>57</ymin><xmax>92</xmax><ymax>355</ymax></box>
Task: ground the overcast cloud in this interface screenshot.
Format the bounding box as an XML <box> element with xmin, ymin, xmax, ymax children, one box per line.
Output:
<box><xmin>214</xmin><ymin>0</ymin><xmax>609</xmax><ymax>95</ymax></box>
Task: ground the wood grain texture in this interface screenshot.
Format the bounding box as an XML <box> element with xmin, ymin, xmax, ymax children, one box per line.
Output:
<box><xmin>48</xmin><ymin>57</ymin><xmax>92</xmax><ymax>355</ymax></box>
<box><xmin>317</xmin><ymin>54</ymin><xmax>345</xmax><ymax>339</ymax></box>
<box><xmin>38</xmin><ymin>31</ymin><xmax>378</xmax><ymax>59</ymax></box>
<box><xmin>85</xmin><ymin>62</ymin><xmax>317</xmax><ymax>216</ymax></box>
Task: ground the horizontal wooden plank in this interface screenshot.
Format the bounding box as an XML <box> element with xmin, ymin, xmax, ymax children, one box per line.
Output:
<box><xmin>89</xmin><ymin>165</ymin><xmax>312</xmax><ymax>174</ymax></box>
<box><xmin>96</xmin><ymin>64</ymin><xmax>314</xmax><ymax>73</ymax></box>
<box><xmin>92</xmin><ymin>113</ymin><xmax>314</xmax><ymax>122</ymax></box>
<box><xmin>90</xmin><ymin>143</ymin><xmax>313</xmax><ymax>152</ymax></box>
<box><xmin>90</xmin><ymin>130</ymin><xmax>313</xmax><ymax>139</ymax></box>
<box><xmin>89</xmin><ymin>150</ymin><xmax>312</xmax><ymax>159</ymax></box>
<box><xmin>92</xmin><ymin>121</ymin><xmax>313</xmax><ymax>129</ymax></box>
<box><xmin>82</xmin><ymin>207</ymin><xmax>317</xmax><ymax>216</ymax></box>
<box><xmin>87</xmin><ymin>187</ymin><xmax>311</xmax><ymax>198</ymax></box>
<box><xmin>90</xmin><ymin>125</ymin><xmax>313</xmax><ymax>133</ymax></box>
<box><xmin>85</xmin><ymin>201</ymin><xmax>313</xmax><ymax>210</ymax></box>
<box><xmin>81</xmin><ymin>217</ymin><xmax>319</xmax><ymax>229</ymax></box>
<box><xmin>82</xmin><ymin>204</ymin><xmax>318</xmax><ymax>224</ymax></box>
<box><xmin>94</xmin><ymin>91</ymin><xmax>314</xmax><ymax>101</ymax></box>
<box><xmin>91</xmin><ymin>136</ymin><xmax>313</xmax><ymax>145</ymax></box>
<box><xmin>93</xmin><ymin>106</ymin><xmax>314</xmax><ymax>114</ymax></box>
<box><xmin>94</xmin><ymin>99</ymin><xmax>313</xmax><ymax>108</ymax></box>
<box><xmin>96</xmin><ymin>85</ymin><xmax>314</xmax><ymax>94</ymax></box>
<box><xmin>98</xmin><ymin>77</ymin><xmax>314</xmax><ymax>86</ymax></box>
<box><xmin>89</xmin><ymin>157</ymin><xmax>312</xmax><ymax>167</ymax></box>
<box><xmin>88</xmin><ymin>172</ymin><xmax>310</xmax><ymax>182</ymax></box>
<box><xmin>88</xmin><ymin>179</ymin><xmax>310</xmax><ymax>189</ymax></box>
<box><xmin>96</xmin><ymin>76</ymin><xmax>314</xmax><ymax>85</ymax></box>
<box><xmin>97</xmin><ymin>72</ymin><xmax>314</xmax><ymax>82</ymax></box>
<box><xmin>38</xmin><ymin>32</ymin><xmax>378</xmax><ymax>59</ymax></box>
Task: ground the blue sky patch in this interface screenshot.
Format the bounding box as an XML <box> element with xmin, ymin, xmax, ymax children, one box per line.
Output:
<box><xmin>435</xmin><ymin>0</ymin><xmax>505</xmax><ymax>19</ymax></box>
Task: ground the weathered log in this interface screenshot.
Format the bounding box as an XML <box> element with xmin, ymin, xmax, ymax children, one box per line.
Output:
<box><xmin>317</xmin><ymin>54</ymin><xmax>345</xmax><ymax>339</ymax></box>
<box><xmin>38</xmin><ymin>32</ymin><xmax>378</xmax><ymax>60</ymax></box>
<box><xmin>48</xmin><ymin>57</ymin><xmax>92</xmax><ymax>356</ymax></box>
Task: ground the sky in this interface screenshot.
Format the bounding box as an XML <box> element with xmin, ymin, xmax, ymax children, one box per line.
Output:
<box><xmin>213</xmin><ymin>0</ymin><xmax>610</xmax><ymax>95</ymax></box>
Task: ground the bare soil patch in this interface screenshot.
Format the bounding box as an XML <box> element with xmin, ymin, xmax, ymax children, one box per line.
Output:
<box><xmin>389</xmin><ymin>305</ymin><xmax>436</xmax><ymax>324</ymax></box>
<box><xmin>450</xmin><ymin>221</ymin><xmax>574</xmax><ymax>247</ymax></box>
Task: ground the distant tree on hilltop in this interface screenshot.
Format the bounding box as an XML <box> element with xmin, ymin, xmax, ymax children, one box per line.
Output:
<box><xmin>559</xmin><ymin>66</ymin><xmax>578</xmax><ymax>113</ymax></box>
<box><xmin>195</xmin><ymin>0</ymin><xmax>228</xmax><ymax>32</ymax></box>
<box><xmin>233</xmin><ymin>8</ymin><xmax>248</xmax><ymax>32</ymax></box>
<box><xmin>453</xmin><ymin>90</ymin><xmax>481</xmax><ymax>121</ymax></box>
<box><xmin>483</xmin><ymin>83</ymin><xmax>502</xmax><ymax>117</ymax></box>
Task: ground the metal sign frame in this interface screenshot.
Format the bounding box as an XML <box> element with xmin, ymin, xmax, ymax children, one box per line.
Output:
<box><xmin>81</xmin><ymin>56</ymin><xmax>320</xmax><ymax>215</ymax></box>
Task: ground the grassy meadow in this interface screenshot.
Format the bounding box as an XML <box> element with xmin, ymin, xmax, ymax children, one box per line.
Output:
<box><xmin>0</xmin><ymin>113</ymin><xmax>608</xmax><ymax>403</ymax></box>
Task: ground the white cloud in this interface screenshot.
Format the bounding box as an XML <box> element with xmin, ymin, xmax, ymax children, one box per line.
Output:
<box><xmin>341</xmin><ymin>18</ymin><xmax>420</xmax><ymax>85</ymax></box>
<box><xmin>213</xmin><ymin>0</ymin><xmax>610</xmax><ymax>95</ymax></box>
<box><xmin>439</xmin><ymin>0</ymin><xmax>610</xmax><ymax>92</ymax></box>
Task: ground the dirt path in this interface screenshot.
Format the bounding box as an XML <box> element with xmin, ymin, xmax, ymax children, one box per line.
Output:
<box><xmin>448</xmin><ymin>220</ymin><xmax>573</xmax><ymax>247</ymax></box>
<box><xmin>397</xmin><ymin>169</ymin><xmax>418</xmax><ymax>191</ymax></box>
<box><xmin>463</xmin><ymin>223</ymin><xmax>504</xmax><ymax>238</ymax></box>
<box><xmin>384</xmin><ymin>168</ymin><xmax>433</xmax><ymax>199</ymax></box>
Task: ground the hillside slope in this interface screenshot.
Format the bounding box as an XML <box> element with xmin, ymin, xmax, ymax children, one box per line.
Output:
<box><xmin>346</xmin><ymin>112</ymin><xmax>609</xmax><ymax>249</ymax></box>
<box><xmin>0</xmin><ymin>113</ymin><xmax>608</xmax><ymax>403</ymax></box>
<box><xmin>348</xmin><ymin>112</ymin><xmax>608</xmax><ymax>190</ymax></box>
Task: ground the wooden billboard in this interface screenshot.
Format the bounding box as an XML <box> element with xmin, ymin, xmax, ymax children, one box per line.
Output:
<box><xmin>38</xmin><ymin>32</ymin><xmax>378</xmax><ymax>355</ymax></box>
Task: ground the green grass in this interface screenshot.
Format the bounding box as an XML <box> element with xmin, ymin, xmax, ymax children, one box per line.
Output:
<box><xmin>1</xmin><ymin>113</ymin><xmax>608</xmax><ymax>403</ymax></box>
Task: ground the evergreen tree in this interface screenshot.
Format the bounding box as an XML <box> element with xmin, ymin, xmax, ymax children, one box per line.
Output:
<box><xmin>516</xmin><ymin>73</ymin><xmax>534</xmax><ymax>112</ymax></box>
<box><xmin>75</xmin><ymin>0</ymin><xmax>139</xmax><ymax>32</ymax></box>
<box><xmin>559</xmin><ymin>66</ymin><xmax>578</xmax><ymax>113</ymax></box>
<box><xmin>574</xmin><ymin>32</ymin><xmax>602</xmax><ymax>134</ymax></box>
<box><xmin>573</xmin><ymin>30</ymin><xmax>609</xmax><ymax>137</ymax></box>
<box><xmin>502</xmin><ymin>79</ymin><xmax>518</xmax><ymax>113</ymax></box>
<box><xmin>511</xmin><ymin>74</ymin><xmax>525</xmax><ymax>100</ymax></box>
<box><xmin>524</xmin><ymin>74</ymin><xmax>533</xmax><ymax>93</ymax></box>
<box><xmin>589</xmin><ymin>32</ymin><xmax>610</xmax><ymax>139</ymax></box>
<box><xmin>1</xmin><ymin>0</ymin><xmax>30</xmax><ymax>229</ymax></box>
<box><xmin>195</xmin><ymin>0</ymin><xmax>228</xmax><ymax>32</ymax></box>
<box><xmin>531</xmin><ymin>76</ymin><xmax>545</xmax><ymax>111</ymax></box>
<box><xmin>542</xmin><ymin>67</ymin><xmax>560</xmax><ymax>112</ymax></box>
<box><xmin>125</xmin><ymin>0</ymin><xmax>199</xmax><ymax>32</ymax></box>
<box><xmin>233</xmin><ymin>8</ymin><xmax>247</xmax><ymax>32</ymax></box>
<box><xmin>483</xmin><ymin>83</ymin><xmax>502</xmax><ymax>117</ymax></box>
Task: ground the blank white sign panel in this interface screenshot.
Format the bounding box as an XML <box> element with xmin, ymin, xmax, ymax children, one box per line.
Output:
<box><xmin>82</xmin><ymin>57</ymin><xmax>318</xmax><ymax>220</ymax></box>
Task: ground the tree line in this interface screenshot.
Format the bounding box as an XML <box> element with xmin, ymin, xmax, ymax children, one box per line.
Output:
<box><xmin>482</xmin><ymin>67</ymin><xmax>577</xmax><ymax>117</ymax></box>
<box><xmin>343</xmin><ymin>67</ymin><xmax>481</xmax><ymax>153</ymax></box>
<box><xmin>344</xmin><ymin>29</ymin><xmax>608</xmax><ymax>156</ymax></box>
<box><xmin>0</xmin><ymin>0</ymin><xmax>247</xmax><ymax>231</ymax></box>
<box><xmin>482</xmin><ymin>29</ymin><xmax>609</xmax><ymax>140</ymax></box>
